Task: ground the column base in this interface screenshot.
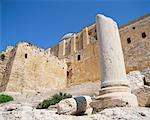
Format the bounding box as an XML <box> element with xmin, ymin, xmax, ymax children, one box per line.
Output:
<box><xmin>91</xmin><ymin>91</ymin><xmax>138</xmax><ymax>112</ymax></box>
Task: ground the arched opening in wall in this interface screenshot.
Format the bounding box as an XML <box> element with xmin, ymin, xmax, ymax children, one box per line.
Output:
<box><xmin>77</xmin><ymin>55</ymin><xmax>81</xmax><ymax>61</ymax></box>
<box><xmin>127</xmin><ymin>37</ymin><xmax>131</xmax><ymax>44</ymax></box>
<box><xmin>142</xmin><ymin>32</ymin><xmax>146</xmax><ymax>38</ymax></box>
<box><xmin>132</xmin><ymin>27</ymin><xmax>135</xmax><ymax>30</ymax></box>
<box><xmin>25</xmin><ymin>53</ymin><xmax>28</xmax><ymax>59</ymax></box>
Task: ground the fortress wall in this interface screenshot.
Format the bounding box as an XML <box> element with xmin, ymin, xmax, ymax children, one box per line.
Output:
<box><xmin>1</xmin><ymin>14</ymin><xmax>149</xmax><ymax>90</ymax></box>
<box><xmin>66</xmin><ymin>42</ymin><xmax>100</xmax><ymax>86</ymax></box>
<box><xmin>51</xmin><ymin>24</ymin><xmax>100</xmax><ymax>86</ymax></box>
<box><xmin>120</xmin><ymin>15</ymin><xmax>150</xmax><ymax>72</ymax></box>
<box><xmin>65</xmin><ymin>15</ymin><xmax>150</xmax><ymax>86</ymax></box>
<box><xmin>5</xmin><ymin>43</ymin><xmax>67</xmax><ymax>92</ymax></box>
<box><xmin>53</xmin><ymin>24</ymin><xmax>97</xmax><ymax>60</ymax></box>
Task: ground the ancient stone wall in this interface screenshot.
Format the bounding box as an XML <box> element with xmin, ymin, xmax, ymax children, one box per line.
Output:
<box><xmin>120</xmin><ymin>15</ymin><xmax>150</xmax><ymax>72</ymax></box>
<box><xmin>50</xmin><ymin>14</ymin><xmax>150</xmax><ymax>86</ymax></box>
<box><xmin>1</xmin><ymin>14</ymin><xmax>149</xmax><ymax>90</ymax></box>
<box><xmin>50</xmin><ymin>45</ymin><xmax>59</xmax><ymax>57</ymax></box>
<box><xmin>66</xmin><ymin>42</ymin><xmax>100</xmax><ymax>86</ymax></box>
<box><xmin>0</xmin><ymin>46</ymin><xmax>15</xmax><ymax>91</ymax></box>
<box><xmin>0</xmin><ymin>42</ymin><xmax>67</xmax><ymax>92</ymax></box>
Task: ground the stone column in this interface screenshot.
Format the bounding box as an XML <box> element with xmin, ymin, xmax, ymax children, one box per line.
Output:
<box><xmin>91</xmin><ymin>14</ymin><xmax>138</xmax><ymax>111</ymax></box>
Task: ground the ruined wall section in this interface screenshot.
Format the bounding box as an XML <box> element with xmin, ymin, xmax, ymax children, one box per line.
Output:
<box><xmin>49</xmin><ymin>24</ymin><xmax>99</xmax><ymax>86</ymax></box>
<box><xmin>120</xmin><ymin>15</ymin><xmax>150</xmax><ymax>72</ymax></box>
<box><xmin>51</xmin><ymin>24</ymin><xmax>98</xmax><ymax>59</ymax></box>
<box><xmin>5</xmin><ymin>42</ymin><xmax>67</xmax><ymax>92</ymax></box>
<box><xmin>0</xmin><ymin>46</ymin><xmax>16</xmax><ymax>91</ymax></box>
<box><xmin>0</xmin><ymin>50</ymin><xmax>10</xmax><ymax>85</ymax></box>
<box><xmin>66</xmin><ymin>42</ymin><xmax>100</xmax><ymax>86</ymax></box>
<box><xmin>5</xmin><ymin>44</ymin><xmax>26</xmax><ymax>92</ymax></box>
<box><xmin>52</xmin><ymin>14</ymin><xmax>150</xmax><ymax>86</ymax></box>
<box><xmin>59</xmin><ymin>25</ymin><xmax>100</xmax><ymax>86</ymax></box>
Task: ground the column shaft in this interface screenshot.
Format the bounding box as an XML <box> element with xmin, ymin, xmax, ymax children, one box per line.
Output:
<box><xmin>96</xmin><ymin>14</ymin><xmax>128</xmax><ymax>88</ymax></box>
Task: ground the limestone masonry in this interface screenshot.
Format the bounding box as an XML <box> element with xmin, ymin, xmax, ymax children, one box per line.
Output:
<box><xmin>0</xmin><ymin>14</ymin><xmax>150</xmax><ymax>92</ymax></box>
<box><xmin>0</xmin><ymin>43</ymin><xmax>67</xmax><ymax>92</ymax></box>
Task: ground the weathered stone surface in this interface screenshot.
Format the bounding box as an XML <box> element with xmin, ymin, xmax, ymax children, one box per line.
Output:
<box><xmin>141</xmin><ymin>68</ymin><xmax>150</xmax><ymax>86</ymax></box>
<box><xmin>126</xmin><ymin>70</ymin><xmax>150</xmax><ymax>107</ymax></box>
<box><xmin>0</xmin><ymin>104</ymin><xmax>150</xmax><ymax>120</ymax></box>
<box><xmin>0</xmin><ymin>42</ymin><xmax>67</xmax><ymax>92</ymax></box>
<box><xmin>133</xmin><ymin>85</ymin><xmax>150</xmax><ymax>107</ymax></box>
<box><xmin>127</xmin><ymin>71</ymin><xmax>144</xmax><ymax>91</ymax></box>
<box><xmin>91</xmin><ymin>91</ymin><xmax>138</xmax><ymax>112</ymax></box>
<box><xmin>96</xmin><ymin>14</ymin><xmax>128</xmax><ymax>88</ymax></box>
<box><xmin>57</xmin><ymin>96</ymin><xmax>92</xmax><ymax>115</ymax></box>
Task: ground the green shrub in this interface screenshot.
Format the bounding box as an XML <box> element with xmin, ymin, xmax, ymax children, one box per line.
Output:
<box><xmin>0</xmin><ymin>54</ymin><xmax>5</xmax><ymax>61</ymax></box>
<box><xmin>36</xmin><ymin>92</ymin><xmax>72</xmax><ymax>109</ymax></box>
<box><xmin>0</xmin><ymin>94</ymin><xmax>14</xmax><ymax>104</ymax></box>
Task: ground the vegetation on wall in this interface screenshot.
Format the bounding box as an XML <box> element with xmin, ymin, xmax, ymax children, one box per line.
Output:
<box><xmin>0</xmin><ymin>94</ymin><xmax>14</xmax><ymax>104</ymax></box>
<box><xmin>0</xmin><ymin>54</ymin><xmax>5</xmax><ymax>61</ymax></box>
<box><xmin>36</xmin><ymin>92</ymin><xmax>72</xmax><ymax>109</ymax></box>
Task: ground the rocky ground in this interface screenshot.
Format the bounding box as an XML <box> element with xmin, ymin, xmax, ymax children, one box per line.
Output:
<box><xmin>0</xmin><ymin>81</ymin><xmax>100</xmax><ymax>120</ymax></box>
<box><xmin>0</xmin><ymin>103</ymin><xmax>150</xmax><ymax>120</ymax></box>
<box><xmin>0</xmin><ymin>70</ymin><xmax>150</xmax><ymax>120</ymax></box>
<box><xmin>0</xmin><ymin>80</ymin><xmax>100</xmax><ymax>107</ymax></box>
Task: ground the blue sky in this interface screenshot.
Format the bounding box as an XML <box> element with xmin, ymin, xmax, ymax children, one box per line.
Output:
<box><xmin>0</xmin><ymin>0</ymin><xmax>150</xmax><ymax>51</ymax></box>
